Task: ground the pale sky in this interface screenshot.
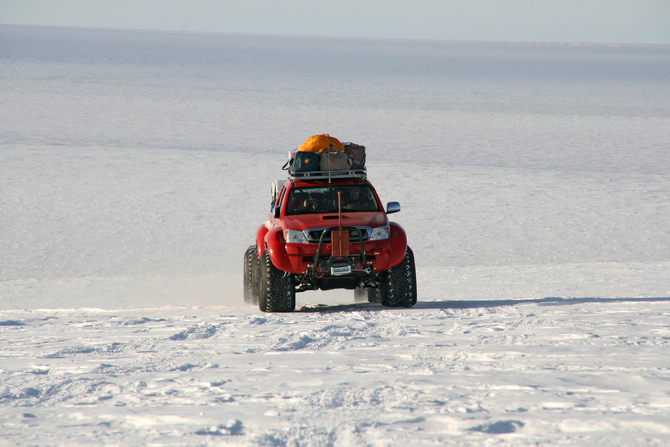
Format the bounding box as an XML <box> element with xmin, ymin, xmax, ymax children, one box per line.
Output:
<box><xmin>1</xmin><ymin>0</ymin><xmax>669</xmax><ymax>42</ymax></box>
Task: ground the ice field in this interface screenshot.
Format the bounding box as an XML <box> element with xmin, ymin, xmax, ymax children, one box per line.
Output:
<box><xmin>1</xmin><ymin>25</ymin><xmax>670</xmax><ymax>445</ymax></box>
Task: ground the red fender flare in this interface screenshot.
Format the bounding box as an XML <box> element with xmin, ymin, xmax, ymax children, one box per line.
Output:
<box><xmin>387</xmin><ymin>222</ymin><xmax>408</xmax><ymax>269</ymax></box>
<box><xmin>264</xmin><ymin>227</ymin><xmax>293</xmax><ymax>273</ymax></box>
<box><xmin>255</xmin><ymin>223</ymin><xmax>270</xmax><ymax>259</ymax></box>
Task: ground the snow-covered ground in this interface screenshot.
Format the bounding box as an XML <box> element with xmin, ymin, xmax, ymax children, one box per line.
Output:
<box><xmin>1</xmin><ymin>25</ymin><xmax>669</xmax><ymax>445</ymax></box>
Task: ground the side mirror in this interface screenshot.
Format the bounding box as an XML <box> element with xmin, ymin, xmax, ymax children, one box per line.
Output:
<box><xmin>386</xmin><ymin>202</ymin><xmax>401</xmax><ymax>214</ymax></box>
<box><xmin>273</xmin><ymin>205</ymin><xmax>281</xmax><ymax>218</ymax></box>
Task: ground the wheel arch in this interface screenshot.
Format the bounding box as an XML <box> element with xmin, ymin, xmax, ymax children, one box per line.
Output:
<box><xmin>255</xmin><ymin>223</ymin><xmax>270</xmax><ymax>259</ymax></box>
<box><xmin>387</xmin><ymin>222</ymin><xmax>408</xmax><ymax>269</ymax></box>
<box><xmin>264</xmin><ymin>226</ymin><xmax>293</xmax><ymax>273</ymax></box>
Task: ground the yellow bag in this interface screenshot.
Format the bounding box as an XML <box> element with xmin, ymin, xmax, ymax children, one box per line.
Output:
<box><xmin>298</xmin><ymin>134</ymin><xmax>345</xmax><ymax>153</ymax></box>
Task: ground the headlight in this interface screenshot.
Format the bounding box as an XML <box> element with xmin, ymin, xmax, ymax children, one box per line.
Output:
<box><xmin>369</xmin><ymin>225</ymin><xmax>390</xmax><ymax>241</ymax></box>
<box><xmin>283</xmin><ymin>229</ymin><xmax>307</xmax><ymax>244</ymax></box>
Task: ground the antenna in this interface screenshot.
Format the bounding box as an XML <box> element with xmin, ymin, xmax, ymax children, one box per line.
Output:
<box><xmin>338</xmin><ymin>192</ymin><xmax>343</xmax><ymax>230</ymax></box>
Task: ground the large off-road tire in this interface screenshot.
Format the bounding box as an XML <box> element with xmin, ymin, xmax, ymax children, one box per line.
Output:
<box><xmin>354</xmin><ymin>287</ymin><xmax>381</xmax><ymax>303</ymax></box>
<box><xmin>380</xmin><ymin>246</ymin><xmax>417</xmax><ymax>308</ymax></box>
<box><xmin>259</xmin><ymin>250</ymin><xmax>296</xmax><ymax>312</ymax></box>
<box><xmin>368</xmin><ymin>288</ymin><xmax>382</xmax><ymax>303</ymax></box>
<box><xmin>251</xmin><ymin>249</ymin><xmax>261</xmax><ymax>302</ymax></box>
<box><xmin>243</xmin><ymin>245</ymin><xmax>260</xmax><ymax>304</ymax></box>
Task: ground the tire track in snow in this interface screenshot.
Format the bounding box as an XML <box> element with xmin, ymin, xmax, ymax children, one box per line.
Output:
<box><xmin>1</xmin><ymin>302</ymin><xmax>669</xmax><ymax>446</ymax></box>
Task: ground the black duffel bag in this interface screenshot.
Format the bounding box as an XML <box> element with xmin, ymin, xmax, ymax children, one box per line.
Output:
<box><xmin>288</xmin><ymin>151</ymin><xmax>321</xmax><ymax>172</ymax></box>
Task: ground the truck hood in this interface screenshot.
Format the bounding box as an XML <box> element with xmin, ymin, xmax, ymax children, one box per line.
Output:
<box><xmin>284</xmin><ymin>212</ymin><xmax>388</xmax><ymax>231</ymax></box>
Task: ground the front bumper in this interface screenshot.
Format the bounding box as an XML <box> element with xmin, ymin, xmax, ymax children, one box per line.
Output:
<box><xmin>263</xmin><ymin>222</ymin><xmax>407</xmax><ymax>291</ymax></box>
<box><xmin>285</xmin><ymin>232</ymin><xmax>393</xmax><ymax>276</ymax></box>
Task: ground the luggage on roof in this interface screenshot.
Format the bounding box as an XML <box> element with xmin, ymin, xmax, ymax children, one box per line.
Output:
<box><xmin>298</xmin><ymin>134</ymin><xmax>345</xmax><ymax>153</ymax></box>
<box><xmin>343</xmin><ymin>142</ymin><xmax>366</xmax><ymax>169</ymax></box>
<box><xmin>286</xmin><ymin>136</ymin><xmax>367</xmax><ymax>180</ymax></box>
<box><xmin>291</xmin><ymin>151</ymin><xmax>320</xmax><ymax>172</ymax></box>
<box><xmin>320</xmin><ymin>149</ymin><xmax>352</xmax><ymax>171</ymax></box>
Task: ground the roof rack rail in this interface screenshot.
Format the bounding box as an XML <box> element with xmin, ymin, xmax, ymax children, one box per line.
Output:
<box><xmin>288</xmin><ymin>168</ymin><xmax>368</xmax><ymax>180</ymax></box>
<box><xmin>288</xmin><ymin>168</ymin><xmax>367</xmax><ymax>181</ymax></box>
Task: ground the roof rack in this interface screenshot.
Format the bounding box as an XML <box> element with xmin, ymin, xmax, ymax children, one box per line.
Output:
<box><xmin>288</xmin><ymin>168</ymin><xmax>367</xmax><ymax>181</ymax></box>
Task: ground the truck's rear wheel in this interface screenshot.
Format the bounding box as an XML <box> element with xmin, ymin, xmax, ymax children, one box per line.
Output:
<box><xmin>380</xmin><ymin>246</ymin><xmax>417</xmax><ymax>307</ymax></box>
<box><xmin>243</xmin><ymin>245</ymin><xmax>260</xmax><ymax>304</ymax></box>
<box><xmin>259</xmin><ymin>250</ymin><xmax>296</xmax><ymax>312</ymax></box>
<box><xmin>354</xmin><ymin>287</ymin><xmax>381</xmax><ymax>303</ymax></box>
<box><xmin>368</xmin><ymin>288</ymin><xmax>381</xmax><ymax>303</ymax></box>
<box><xmin>354</xmin><ymin>287</ymin><xmax>366</xmax><ymax>302</ymax></box>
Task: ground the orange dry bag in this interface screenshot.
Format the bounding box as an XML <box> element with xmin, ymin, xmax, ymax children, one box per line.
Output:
<box><xmin>298</xmin><ymin>134</ymin><xmax>345</xmax><ymax>153</ymax></box>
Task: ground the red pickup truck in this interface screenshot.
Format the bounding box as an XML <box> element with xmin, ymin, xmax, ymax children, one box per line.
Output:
<box><xmin>244</xmin><ymin>169</ymin><xmax>417</xmax><ymax>312</ymax></box>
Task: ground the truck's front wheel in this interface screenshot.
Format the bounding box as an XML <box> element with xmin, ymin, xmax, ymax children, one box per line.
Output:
<box><xmin>259</xmin><ymin>250</ymin><xmax>296</xmax><ymax>312</ymax></box>
<box><xmin>380</xmin><ymin>246</ymin><xmax>417</xmax><ymax>308</ymax></box>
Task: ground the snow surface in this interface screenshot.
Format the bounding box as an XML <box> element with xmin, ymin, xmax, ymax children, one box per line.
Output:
<box><xmin>1</xmin><ymin>24</ymin><xmax>670</xmax><ymax>445</ymax></box>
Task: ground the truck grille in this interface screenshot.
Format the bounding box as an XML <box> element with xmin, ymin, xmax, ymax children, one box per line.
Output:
<box><xmin>306</xmin><ymin>228</ymin><xmax>370</xmax><ymax>244</ymax></box>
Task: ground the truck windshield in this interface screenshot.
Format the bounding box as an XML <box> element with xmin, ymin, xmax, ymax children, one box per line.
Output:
<box><xmin>285</xmin><ymin>185</ymin><xmax>380</xmax><ymax>215</ymax></box>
